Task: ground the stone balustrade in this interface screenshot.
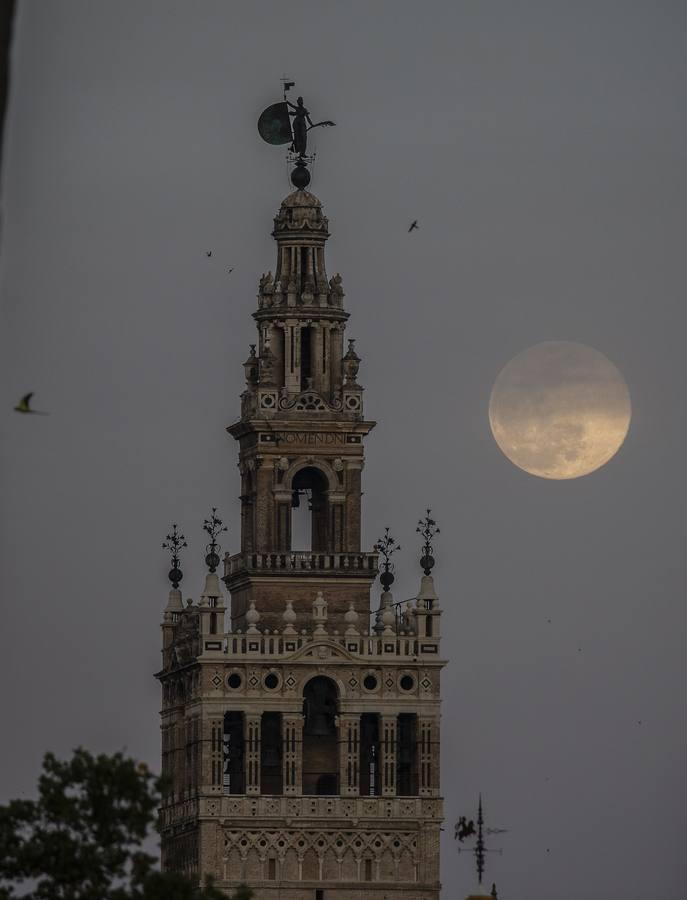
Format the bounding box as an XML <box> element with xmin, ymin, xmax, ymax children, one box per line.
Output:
<box><xmin>224</xmin><ymin>550</ymin><xmax>379</xmax><ymax>578</ymax></box>
<box><xmin>202</xmin><ymin>631</ymin><xmax>440</xmax><ymax>659</ymax></box>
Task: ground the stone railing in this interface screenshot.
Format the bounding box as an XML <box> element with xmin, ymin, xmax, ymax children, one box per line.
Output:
<box><xmin>202</xmin><ymin>631</ymin><xmax>440</xmax><ymax>660</ymax></box>
<box><xmin>224</xmin><ymin>551</ymin><xmax>379</xmax><ymax>578</ymax></box>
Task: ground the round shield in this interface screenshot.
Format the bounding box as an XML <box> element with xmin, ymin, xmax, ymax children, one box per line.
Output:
<box><xmin>258</xmin><ymin>102</ymin><xmax>292</xmax><ymax>145</ymax></box>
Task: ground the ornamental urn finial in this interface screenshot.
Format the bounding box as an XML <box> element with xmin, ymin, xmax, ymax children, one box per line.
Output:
<box><xmin>282</xmin><ymin>598</ymin><xmax>297</xmax><ymax>634</ymax></box>
<box><xmin>312</xmin><ymin>590</ymin><xmax>328</xmax><ymax>634</ymax></box>
<box><xmin>343</xmin><ymin>339</ymin><xmax>361</xmax><ymax>384</ymax></box>
<box><xmin>202</xmin><ymin>507</ymin><xmax>227</xmax><ymax>573</ymax></box>
<box><xmin>162</xmin><ymin>523</ymin><xmax>187</xmax><ymax>588</ymax></box>
<box><xmin>374</xmin><ymin>526</ymin><xmax>401</xmax><ymax>592</ymax></box>
<box><xmin>246</xmin><ymin>598</ymin><xmax>261</xmax><ymax>633</ymax></box>
<box><xmin>416</xmin><ymin>508</ymin><xmax>440</xmax><ymax>575</ymax></box>
<box><xmin>344</xmin><ymin>601</ymin><xmax>360</xmax><ymax>635</ymax></box>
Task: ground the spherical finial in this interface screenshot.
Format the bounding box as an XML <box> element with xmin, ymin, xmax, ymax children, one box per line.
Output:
<box><xmin>291</xmin><ymin>159</ymin><xmax>311</xmax><ymax>189</ymax></box>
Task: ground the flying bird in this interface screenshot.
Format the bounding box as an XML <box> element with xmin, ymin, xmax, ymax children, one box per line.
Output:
<box><xmin>408</xmin><ymin>220</ymin><xmax>419</xmax><ymax>232</ymax></box>
<box><xmin>455</xmin><ymin>816</ymin><xmax>476</xmax><ymax>842</ymax></box>
<box><xmin>228</xmin><ymin>267</ymin><xmax>234</xmax><ymax>274</ymax></box>
<box><xmin>13</xmin><ymin>393</ymin><xmax>49</xmax><ymax>415</ymax></box>
<box><xmin>206</xmin><ymin>250</ymin><xmax>212</xmax><ymax>257</ymax></box>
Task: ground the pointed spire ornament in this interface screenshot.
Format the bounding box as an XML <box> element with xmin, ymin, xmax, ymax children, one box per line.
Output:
<box><xmin>455</xmin><ymin>794</ymin><xmax>505</xmax><ymax>894</ymax></box>
<box><xmin>162</xmin><ymin>523</ymin><xmax>187</xmax><ymax>588</ymax></box>
<box><xmin>202</xmin><ymin>507</ymin><xmax>227</xmax><ymax>573</ymax></box>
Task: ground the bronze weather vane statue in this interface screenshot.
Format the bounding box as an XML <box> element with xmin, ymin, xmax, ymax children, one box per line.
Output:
<box><xmin>258</xmin><ymin>79</ymin><xmax>335</xmax><ymax>189</ymax></box>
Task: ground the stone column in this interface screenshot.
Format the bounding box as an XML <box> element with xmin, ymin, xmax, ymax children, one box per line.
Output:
<box><xmin>320</xmin><ymin>323</ymin><xmax>330</xmax><ymax>396</ymax></box>
<box><xmin>330</xmin><ymin>325</ymin><xmax>343</xmax><ymax>395</ymax></box>
<box><xmin>344</xmin><ymin>463</ymin><xmax>362</xmax><ymax>552</ymax></box>
<box><xmin>380</xmin><ymin>715</ymin><xmax>397</xmax><ymax>797</ymax></box>
<box><xmin>254</xmin><ymin>463</ymin><xmax>274</xmax><ymax>553</ymax></box>
<box><xmin>284</xmin><ymin>319</ymin><xmax>300</xmax><ymax>393</ymax></box>
<box><xmin>202</xmin><ymin>715</ymin><xmax>221</xmax><ymax>792</ymax></box>
<box><xmin>330</xmin><ymin>499</ymin><xmax>344</xmax><ymax>553</ymax></box>
<box><xmin>245</xmin><ymin>714</ymin><xmax>261</xmax><ymax>795</ymax></box>
<box><xmin>419</xmin><ymin>717</ymin><xmax>434</xmax><ymax>796</ymax></box>
<box><xmin>338</xmin><ymin>714</ymin><xmax>361</xmax><ymax>796</ymax></box>
<box><xmin>312</xmin><ymin>323</ymin><xmax>324</xmax><ymax>394</ymax></box>
<box><xmin>275</xmin><ymin>499</ymin><xmax>291</xmax><ymax>552</ymax></box>
<box><xmin>282</xmin><ymin>715</ymin><xmax>303</xmax><ymax>795</ymax></box>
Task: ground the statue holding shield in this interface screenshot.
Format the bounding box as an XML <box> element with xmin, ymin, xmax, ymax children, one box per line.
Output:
<box><xmin>258</xmin><ymin>88</ymin><xmax>335</xmax><ymax>159</ymax></box>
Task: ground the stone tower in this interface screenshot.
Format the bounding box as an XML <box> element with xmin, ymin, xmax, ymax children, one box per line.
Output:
<box><xmin>157</xmin><ymin>186</ymin><xmax>446</xmax><ymax>900</ymax></box>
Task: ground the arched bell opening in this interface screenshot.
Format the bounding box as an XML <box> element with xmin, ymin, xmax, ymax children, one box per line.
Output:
<box><xmin>290</xmin><ymin>466</ymin><xmax>329</xmax><ymax>552</ymax></box>
<box><xmin>302</xmin><ymin>676</ymin><xmax>339</xmax><ymax>795</ymax></box>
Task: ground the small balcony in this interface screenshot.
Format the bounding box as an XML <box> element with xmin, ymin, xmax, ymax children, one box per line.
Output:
<box><xmin>224</xmin><ymin>550</ymin><xmax>379</xmax><ymax>579</ymax></box>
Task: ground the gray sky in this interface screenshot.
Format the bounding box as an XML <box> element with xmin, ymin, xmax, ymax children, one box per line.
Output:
<box><xmin>1</xmin><ymin>2</ymin><xmax>686</xmax><ymax>897</ymax></box>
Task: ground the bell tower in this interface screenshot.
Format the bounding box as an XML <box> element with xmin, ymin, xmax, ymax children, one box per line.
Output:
<box><xmin>227</xmin><ymin>187</ymin><xmax>376</xmax><ymax>637</ymax></box>
<box><xmin>157</xmin><ymin>173</ymin><xmax>446</xmax><ymax>900</ymax></box>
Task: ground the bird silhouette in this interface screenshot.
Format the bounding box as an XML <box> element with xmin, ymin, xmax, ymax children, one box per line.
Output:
<box><xmin>408</xmin><ymin>220</ymin><xmax>419</xmax><ymax>232</ymax></box>
<box><xmin>206</xmin><ymin>250</ymin><xmax>212</xmax><ymax>257</ymax></box>
<box><xmin>228</xmin><ymin>267</ymin><xmax>234</xmax><ymax>274</ymax></box>
<box><xmin>14</xmin><ymin>393</ymin><xmax>49</xmax><ymax>415</ymax></box>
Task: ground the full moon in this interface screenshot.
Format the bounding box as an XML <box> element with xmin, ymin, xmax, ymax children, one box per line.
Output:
<box><xmin>489</xmin><ymin>341</ymin><xmax>631</xmax><ymax>479</ymax></box>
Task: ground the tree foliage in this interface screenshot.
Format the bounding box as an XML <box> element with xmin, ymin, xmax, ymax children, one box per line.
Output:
<box><xmin>0</xmin><ymin>748</ymin><xmax>251</xmax><ymax>900</ymax></box>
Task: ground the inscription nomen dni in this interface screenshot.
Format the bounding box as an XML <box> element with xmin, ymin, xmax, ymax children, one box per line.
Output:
<box><xmin>277</xmin><ymin>432</ymin><xmax>346</xmax><ymax>444</ymax></box>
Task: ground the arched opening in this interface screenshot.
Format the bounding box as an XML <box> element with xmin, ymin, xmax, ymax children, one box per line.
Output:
<box><xmin>260</xmin><ymin>712</ymin><xmax>283</xmax><ymax>794</ymax></box>
<box><xmin>360</xmin><ymin>713</ymin><xmax>380</xmax><ymax>796</ymax></box>
<box><xmin>302</xmin><ymin>676</ymin><xmax>339</xmax><ymax>795</ymax></box>
<box><xmin>223</xmin><ymin>712</ymin><xmax>245</xmax><ymax>795</ymax></box>
<box><xmin>291</xmin><ymin>466</ymin><xmax>329</xmax><ymax>552</ymax></box>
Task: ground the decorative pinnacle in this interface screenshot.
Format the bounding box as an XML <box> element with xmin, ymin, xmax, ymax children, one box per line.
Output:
<box><xmin>162</xmin><ymin>523</ymin><xmax>187</xmax><ymax>588</ymax></box>
<box><xmin>416</xmin><ymin>509</ymin><xmax>440</xmax><ymax>575</ymax></box>
<box><xmin>455</xmin><ymin>793</ymin><xmax>505</xmax><ymax>888</ymax></box>
<box><xmin>202</xmin><ymin>507</ymin><xmax>227</xmax><ymax>574</ymax></box>
<box><xmin>476</xmin><ymin>793</ymin><xmax>486</xmax><ymax>885</ymax></box>
<box><xmin>373</xmin><ymin>527</ymin><xmax>401</xmax><ymax>592</ymax></box>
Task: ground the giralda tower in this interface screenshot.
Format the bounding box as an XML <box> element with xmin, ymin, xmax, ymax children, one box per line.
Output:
<box><xmin>157</xmin><ymin>121</ymin><xmax>446</xmax><ymax>899</ymax></box>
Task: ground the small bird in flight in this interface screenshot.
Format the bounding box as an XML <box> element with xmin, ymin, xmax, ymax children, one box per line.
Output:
<box><xmin>227</xmin><ymin>267</ymin><xmax>234</xmax><ymax>274</ymax></box>
<box><xmin>14</xmin><ymin>393</ymin><xmax>49</xmax><ymax>415</ymax></box>
<box><xmin>408</xmin><ymin>220</ymin><xmax>419</xmax><ymax>232</ymax></box>
<box><xmin>206</xmin><ymin>250</ymin><xmax>212</xmax><ymax>257</ymax></box>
